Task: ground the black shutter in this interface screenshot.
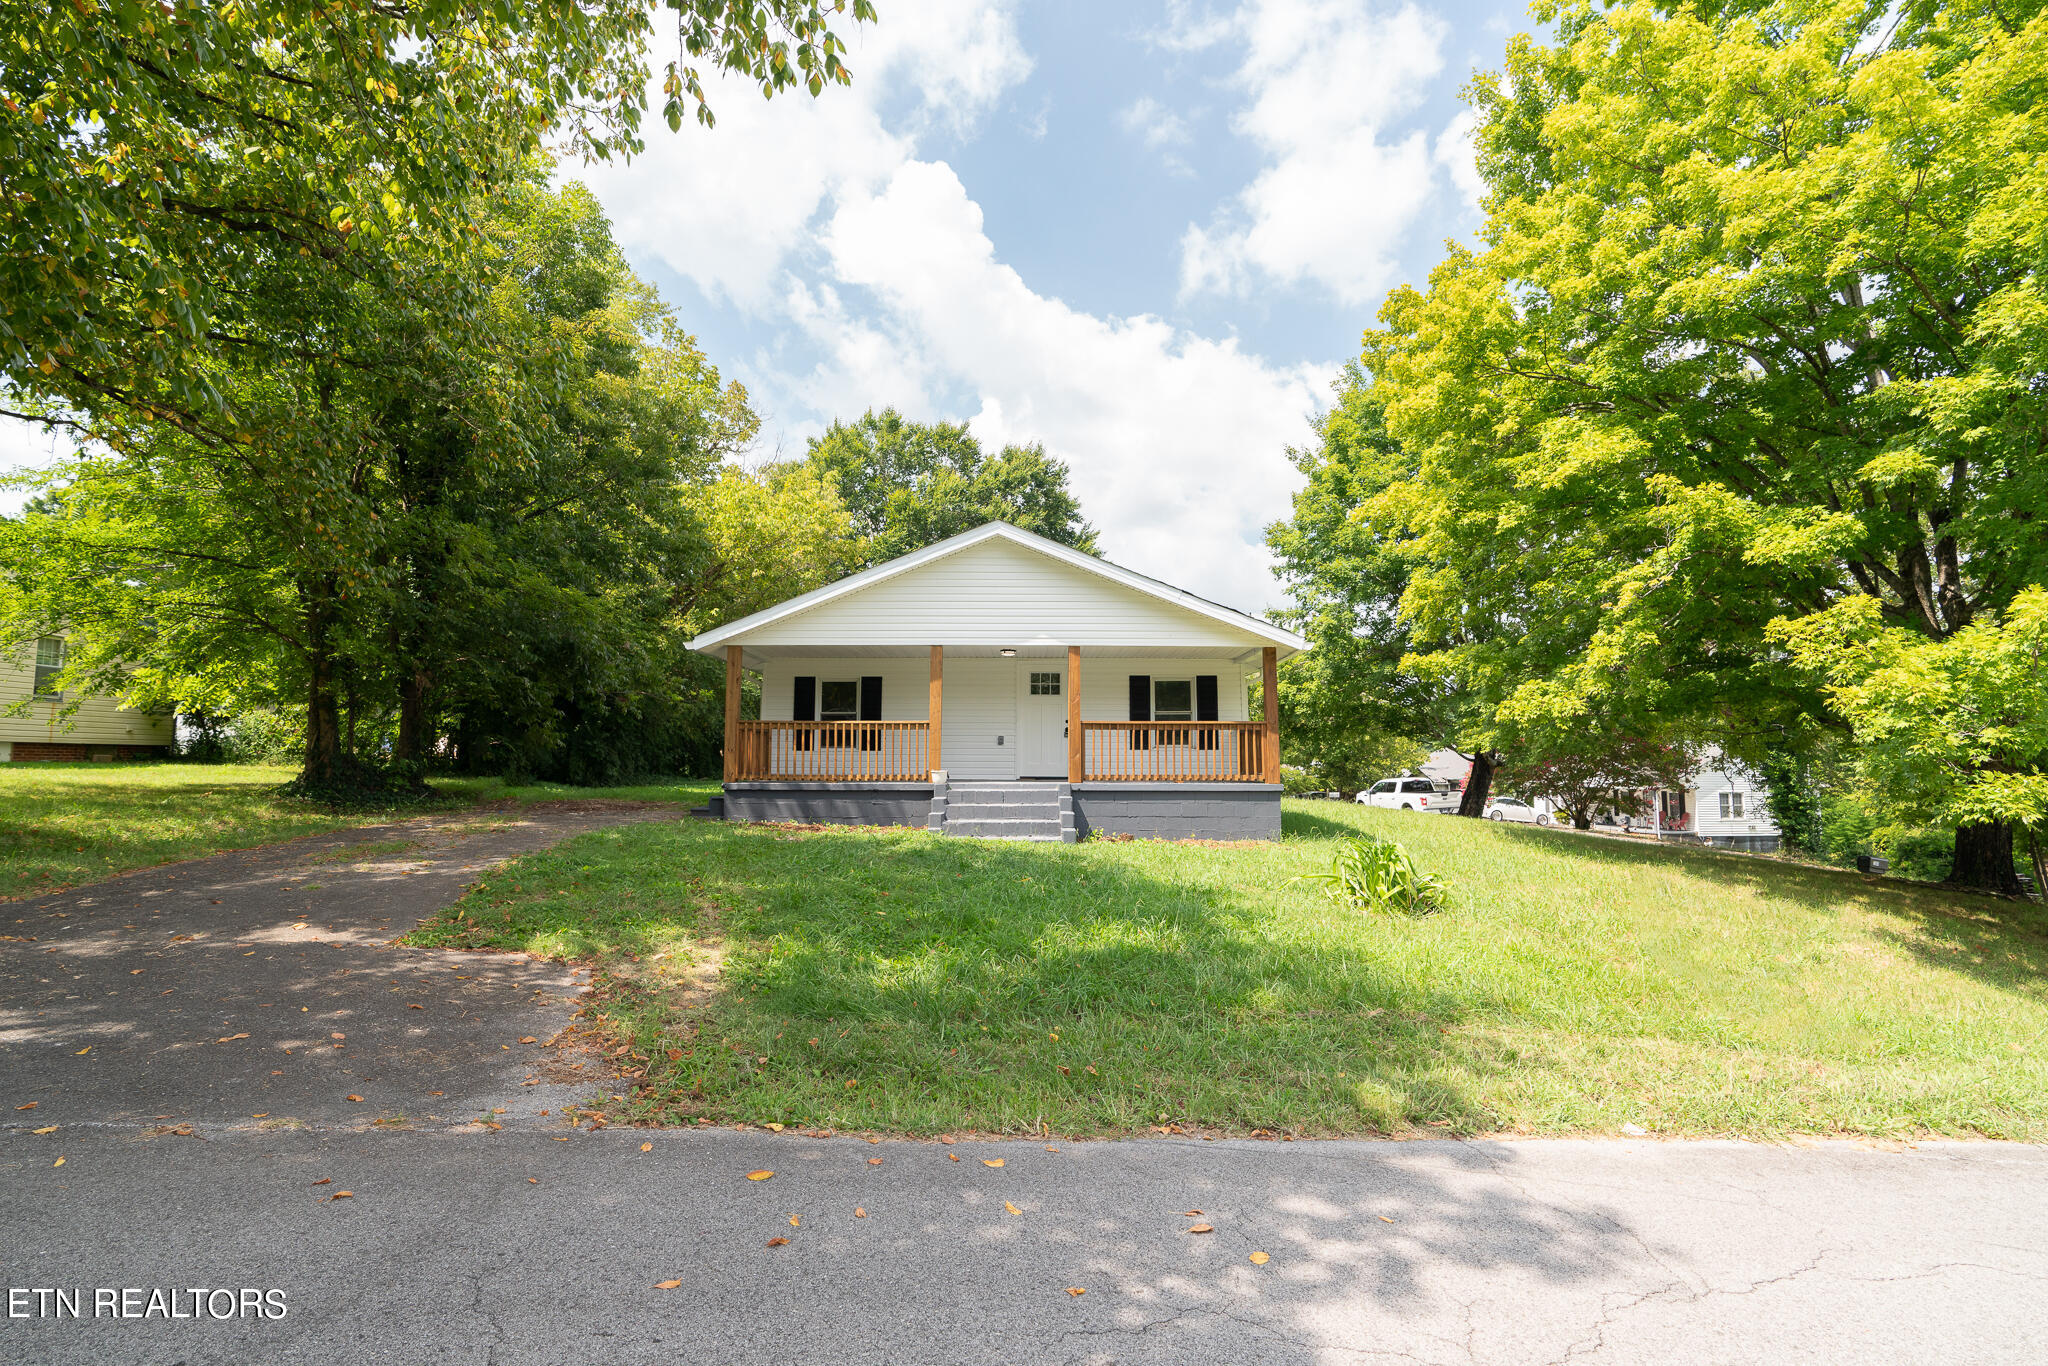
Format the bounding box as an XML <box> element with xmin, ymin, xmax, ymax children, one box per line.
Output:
<box><xmin>1196</xmin><ymin>674</ymin><xmax>1219</xmax><ymax>750</ymax></box>
<box><xmin>793</xmin><ymin>675</ymin><xmax>815</xmax><ymax>752</ymax></box>
<box><xmin>1128</xmin><ymin>674</ymin><xmax>1151</xmax><ymax>750</ymax></box>
<box><xmin>860</xmin><ymin>676</ymin><xmax>882</xmax><ymax>751</ymax></box>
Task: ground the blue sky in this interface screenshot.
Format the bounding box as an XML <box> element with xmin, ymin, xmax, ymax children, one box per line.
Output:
<box><xmin>0</xmin><ymin>0</ymin><xmax>1539</xmax><ymax>615</ymax></box>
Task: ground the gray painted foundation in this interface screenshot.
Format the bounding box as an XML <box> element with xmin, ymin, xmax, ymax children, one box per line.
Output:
<box><xmin>1071</xmin><ymin>783</ymin><xmax>1283</xmax><ymax>841</ymax></box>
<box><xmin>720</xmin><ymin>780</ymin><xmax>1282</xmax><ymax>840</ymax></box>
<box><xmin>722</xmin><ymin>782</ymin><xmax>933</xmax><ymax>828</ymax></box>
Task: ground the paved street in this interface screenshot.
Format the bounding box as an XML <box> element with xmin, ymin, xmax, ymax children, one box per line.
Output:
<box><xmin>4</xmin><ymin>1129</ymin><xmax>2044</xmax><ymax>1365</ymax></box>
<box><xmin>4</xmin><ymin>819</ymin><xmax>2045</xmax><ymax>1364</ymax></box>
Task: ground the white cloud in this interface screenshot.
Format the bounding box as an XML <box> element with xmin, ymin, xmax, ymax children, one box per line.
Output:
<box><xmin>1434</xmin><ymin>107</ymin><xmax>1486</xmax><ymax>215</ymax></box>
<box><xmin>1176</xmin><ymin>0</ymin><xmax>1449</xmax><ymax>306</ymax></box>
<box><xmin>1120</xmin><ymin>96</ymin><xmax>1191</xmax><ymax>149</ymax></box>
<box><xmin>574</xmin><ymin>0</ymin><xmax>1031</xmax><ymax>308</ymax></box>
<box><xmin>813</xmin><ymin>162</ymin><xmax>1329</xmax><ymax>611</ymax></box>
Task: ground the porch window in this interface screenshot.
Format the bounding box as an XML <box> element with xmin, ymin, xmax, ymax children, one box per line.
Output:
<box><xmin>1028</xmin><ymin>671</ymin><xmax>1060</xmax><ymax>695</ymax></box>
<box><xmin>32</xmin><ymin>637</ymin><xmax>64</xmax><ymax>698</ymax></box>
<box><xmin>1153</xmin><ymin>679</ymin><xmax>1191</xmax><ymax>746</ymax></box>
<box><xmin>1719</xmin><ymin>791</ymin><xmax>1744</xmax><ymax>819</ymax></box>
<box><xmin>820</xmin><ymin>679</ymin><xmax>859</xmax><ymax>722</ymax></box>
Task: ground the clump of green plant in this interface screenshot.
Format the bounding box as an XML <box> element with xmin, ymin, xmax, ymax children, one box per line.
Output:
<box><xmin>1296</xmin><ymin>834</ymin><xmax>1449</xmax><ymax>915</ymax></box>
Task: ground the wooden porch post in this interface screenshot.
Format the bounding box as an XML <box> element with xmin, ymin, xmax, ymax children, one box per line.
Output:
<box><xmin>1067</xmin><ymin>645</ymin><xmax>1083</xmax><ymax>783</ymax></box>
<box><xmin>1261</xmin><ymin>646</ymin><xmax>1280</xmax><ymax>785</ymax></box>
<box><xmin>928</xmin><ymin>645</ymin><xmax>944</xmax><ymax>776</ymax></box>
<box><xmin>723</xmin><ymin>645</ymin><xmax>743</xmax><ymax>782</ymax></box>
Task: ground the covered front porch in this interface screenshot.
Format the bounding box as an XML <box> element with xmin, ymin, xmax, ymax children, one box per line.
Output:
<box><xmin>720</xmin><ymin>644</ymin><xmax>1281</xmax><ymax>787</ymax></box>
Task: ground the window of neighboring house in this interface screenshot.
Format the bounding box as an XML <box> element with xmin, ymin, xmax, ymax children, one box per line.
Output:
<box><xmin>1153</xmin><ymin>678</ymin><xmax>1191</xmax><ymax>745</ymax></box>
<box><xmin>32</xmin><ymin>637</ymin><xmax>64</xmax><ymax>698</ymax></box>
<box><xmin>1719</xmin><ymin>791</ymin><xmax>1744</xmax><ymax>819</ymax></box>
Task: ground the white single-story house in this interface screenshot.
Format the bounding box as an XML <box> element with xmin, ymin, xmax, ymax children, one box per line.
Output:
<box><xmin>0</xmin><ymin>636</ymin><xmax>174</xmax><ymax>762</ymax></box>
<box><xmin>684</xmin><ymin>522</ymin><xmax>1308</xmax><ymax>841</ymax></box>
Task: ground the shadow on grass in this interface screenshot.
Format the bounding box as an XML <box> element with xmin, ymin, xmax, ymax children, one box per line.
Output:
<box><xmin>1480</xmin><ymin>822</ymin><xmax>2048</xmax><ymax>998</ymax></box>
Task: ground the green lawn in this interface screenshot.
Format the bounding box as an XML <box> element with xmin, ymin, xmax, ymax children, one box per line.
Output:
<box><xmin>0</xmin><ymin>763</ymin><xmax>713</xmax><ymax>898</ymax></box>
<box><xmin>405</xmin><ymin>800</ymin><xmax>2048</xmax><ymax>1140</ymax></box>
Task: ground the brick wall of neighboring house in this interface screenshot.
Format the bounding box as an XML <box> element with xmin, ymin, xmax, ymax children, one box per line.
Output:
<box><xmin>7</xmin><ymin>742</ymin><xmax>171</xmax><ymax>762</ymax></box>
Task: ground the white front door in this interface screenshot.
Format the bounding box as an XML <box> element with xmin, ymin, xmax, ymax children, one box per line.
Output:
<box><xmin>1016</xmin><ymin>664</ymin><xmax>1067</xmax><ymax>778</ymax></box>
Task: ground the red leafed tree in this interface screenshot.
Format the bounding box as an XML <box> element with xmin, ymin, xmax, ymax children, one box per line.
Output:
<box><xmin>1505</xmin><ymin>736</ymin><xmax>1700</xmax><ymax>831</ymax></box>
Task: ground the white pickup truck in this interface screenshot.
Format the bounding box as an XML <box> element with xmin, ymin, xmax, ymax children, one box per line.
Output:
<box><xmin>1356</xmin><ymin>777</ymin><xmax>1451</xmax><ymax>812</ymax></box>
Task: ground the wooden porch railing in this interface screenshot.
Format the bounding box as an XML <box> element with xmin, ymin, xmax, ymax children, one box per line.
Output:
<box><xmin>1080</xmin><ymin>721</ymin><xmax>1266</xmax><ymax>782</ymax></box>
<box><xmin>731</xmin><ymin>721</ymin><xmax>931</xmax><ymax>782</ymax></box>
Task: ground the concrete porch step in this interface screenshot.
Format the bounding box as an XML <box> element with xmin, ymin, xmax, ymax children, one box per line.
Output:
<box><xmin>946</xmin><ymin>801</ymin><xmax>1061</xmax><ymax>820</ymax></box>
<box><xmin>944</xmin><ymin>818</ymin><xmax>1065</xmax><ymax>840</ymax></box>
<box><xmin>935</xmin><ymin>779</ymin><xmax>1078</xmax><ymax>843</ymax></box>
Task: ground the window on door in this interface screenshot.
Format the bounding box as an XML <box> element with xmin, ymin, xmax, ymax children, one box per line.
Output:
<box><xmin>1719</xmin><ymin>791</ymin><xmax>1744</xmax><ymax>819</ymax></box>
<box><xmin>1029</xmin><ymin>671</ymin><xmax>1061</xmax><ymax>695</ymax></box>
<box><xmin>32</xmin><ymin>637</ymin><xmax>64</xmax><ymax>698</ymax></box>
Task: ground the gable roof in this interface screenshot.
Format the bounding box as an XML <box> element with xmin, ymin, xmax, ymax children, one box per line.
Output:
<box><xmin>685</xmin><ymin>522</ymin><xmax>1307</xmax><ymax>658</ymax></box>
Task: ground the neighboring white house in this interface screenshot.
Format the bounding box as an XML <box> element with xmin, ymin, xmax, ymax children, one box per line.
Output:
<box><xmin>0</xmin><ymin>636</ymin><xmax>174</xmax><ymax>762</ymax></box>
<box><xmin>1651</xmin><ymin>749</ymin><xmax>1781</xmax><ymax>851</ymax></box>
<box><xmin>685</xmin><ymin>522</ymin><xmax>1308</xmax><ymax>841</ymax></box>
<box><xmin>1414</xmin><ymin>745</ymin><xmax>1781</xmax><ymax>850</ymax></box>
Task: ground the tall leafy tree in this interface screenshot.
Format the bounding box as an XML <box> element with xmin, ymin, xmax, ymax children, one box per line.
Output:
<box><xmin>805</xmin><ymin>408</ymin><xmax>1097</xmax><ymax>564</ymax></box>
<box><xmin>1363</xmin><ymin>0</ymin><xmax>2048</xmax><ymax>886</ymax></box>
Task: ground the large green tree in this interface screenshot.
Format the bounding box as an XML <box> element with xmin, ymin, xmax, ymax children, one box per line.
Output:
<box><xmin>2</xmin><ymin>177</ymin><xmax>759</xmax><ymax>787</ymax></box>
<box><xmin>805</xmin><ymin>408</ymin><xmax>1098</xmax><ymax>565</ymax></box>
<box><xmin>1363</xmin><ymin>0</ymin><xmax>2048</xmax><ymax>887</ymax></box>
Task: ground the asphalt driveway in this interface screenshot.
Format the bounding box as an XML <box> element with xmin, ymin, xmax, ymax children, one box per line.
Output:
<box><xmin>1</xmin><ymin>806</ymin><xmax>678</xmax><ymax>1132</ymax></box>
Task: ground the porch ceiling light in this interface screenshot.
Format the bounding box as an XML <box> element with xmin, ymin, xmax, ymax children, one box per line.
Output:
<box><xmin>999</xmin><ymin>647</ymin><xmax>1017</xmax><ymax>657</ymax></box>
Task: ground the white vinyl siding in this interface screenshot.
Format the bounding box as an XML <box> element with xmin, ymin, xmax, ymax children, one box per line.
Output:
<box><xmin>0</xmin><ymin>645</ymin><xmax>175</xmax><ymax>749</ymax></box>
<box><xmin>751</xmin><ymin>654</ymin><xmax>1250</xmax><ymax>781</ymax></box>
<box><xmin>735</xmin><ymin>536</ymin><xmax>1269</xmax><ymax>651</ymax></box>
<box><xmin>1687</xmin><ymin>756</ymin><xmax>1776</xmax><ymax>838</ymax></box>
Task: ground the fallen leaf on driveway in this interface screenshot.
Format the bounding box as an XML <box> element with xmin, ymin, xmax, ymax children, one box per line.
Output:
<box><xmin>518</xmin><ymin>1037</ymin><xmax>537</xmax><ymax>1044</ymax></box>
<box><xmin>854</xmin><ymin>1207</ymin><xmax>866</xmax><ymax>1218</ymax></box>
<box><xmin>409</xmin><ymin>1004</ymin><xmax>424</xmax><ymax>1010</ymax></box>
<box><xmin>553</xmin><ymin>1136</ymin><xmax>571</xmax><ymax>1142</ymax></box>
<box><xmin>641</xmin><ymin>1142</ymin><xmax>653</xmax><ymax>1152</ymax></box>
<box><xmin>1065</xmin><ymin>1287</ymin><xmax>1086</xmax><ymax>1297</ymax></box>
<box><xmin>331</xmin><ymin>1033</ymin><xmax>345</xmax><ymax>1040</ymax></box>
<box><xmin>53</xmin><ymin>1157</ymin><xmax>65</xmax><ymax>1167</ymax></box>
<box><xmin>33</xmin><ymin>1126</ymin><xmax>56</xmax><ymax>1135</ymax></box>
<box><xmin>1187</xmin><ymin>1223</ymin><xmax>1214</xmax><ymax>1234</ymax></box>
<box><xmin>130</xmin><ymin>969</ymin><xmax>144</xmax><ymax>975</ymax></box>
<box><xmin>746</xmin><ymin>1170</ymin><xmax>774</xmax><ymax>1181</ymax></box>
<box><xmin>331</xmin><ymin>1191</ymin><xmax>353</xmax><ymax>1200</ymax></box>
<box><xmin>1004</xmin><ymin>1202</ymin><xmax>1021</xmax><ymax>1216</ymax></box>
<box><xmin>1184</xmin><ymin>1209</ymin><xmax>1203</xmax><ymax>1216</ymax></box>
<box><xmin>311</xmin><ymin>1179</ymin><xmax>331</xmax><ymax>1186</ymax></box>
<box><xmin>1249</xmin><ymin>1252</ymin><xmax>1270</xmax><ymax>1265</ymax></box>
<box><xmin>789</xmin><ymin>1215</ymin><xmax>800</xmax><ymax>1227</ymax></box>
<box><xmin>765</xmin><ymin>1237</ymin><xmax>788</xmax><ymax>1247</ymax></box>
<box><xmin>346</xmin><ymin>1095</ymin><xmax>363</xmax><ymax>1103</ymax></box>
<box><xmin>948</xmin><ymin>1153</ymin><xmax>960</xmax><ymax>1162</ymax></box>
<box><xmin>1378</xmin><ymin>1215</ymin><xmax>1395</xmax><ymax>1224</ymax></box>
<box><xmin>868</xmin><ymin>1157</ymin><xmax>883</xmax><ymax>1165</ymax></box>
<box><xmin>218</xmin><ymin>1033</ymin><xmax>249</xmax><ymax>1042</ymax></box>
<box><xmin>529</xmin><ymin>1178</ymin><xmax>538</xmax><ymax>1185</ymax></box>
<box><xmin>75</xmin><ymin>1047</ymin><xmax>90</xmax><ymax>1055</ymax></box>
<box><xmin>982</xmin><ymin>1158</ymin><xmax>1004</xmax><ymax>1168</ymax></box>
<box><xmin>15</xmin><ymin>1102</ymin><xmax>36</xmax><ymax>1111</ymax></box>
<box><xmin>655</xmin><ymin>1280</ymin><xmax>682</xmax><ymax>1290</ymax></box>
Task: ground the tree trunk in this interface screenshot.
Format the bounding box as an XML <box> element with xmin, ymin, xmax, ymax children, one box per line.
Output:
<box><xmin>1573</xmin><ymin>810</ymin><xmax>1593</xmax><ymax>830</ymax></box>
<box><xmin>1456</xmin><ymin>750</ymin><xmax>1499</xmax><ymax>818</ymax></box>
<box><xmin>302</xmin><ymin>588</ymin><xmax>344</xmax><ymax>785</ymax></box>
<box><xmin>395</xmin><ymin>667</ymin><xmax>433</xmax><ymax>764</ymax></box>
<box><xmin>1949</xmin><ymin>820</ymin><xmax>2021</xmax><ymax>895</ymax></box>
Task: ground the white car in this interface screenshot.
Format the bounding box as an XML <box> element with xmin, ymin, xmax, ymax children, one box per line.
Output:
<box><xmin>1357</xmin><ymin>777</ymin><xmax>1448</xmax><ymax>812</ymax></box>
<box><xmin>1484</xmin><ymin>796</ymin><xmax>1550</xmax><ymax>825</ymax></box>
